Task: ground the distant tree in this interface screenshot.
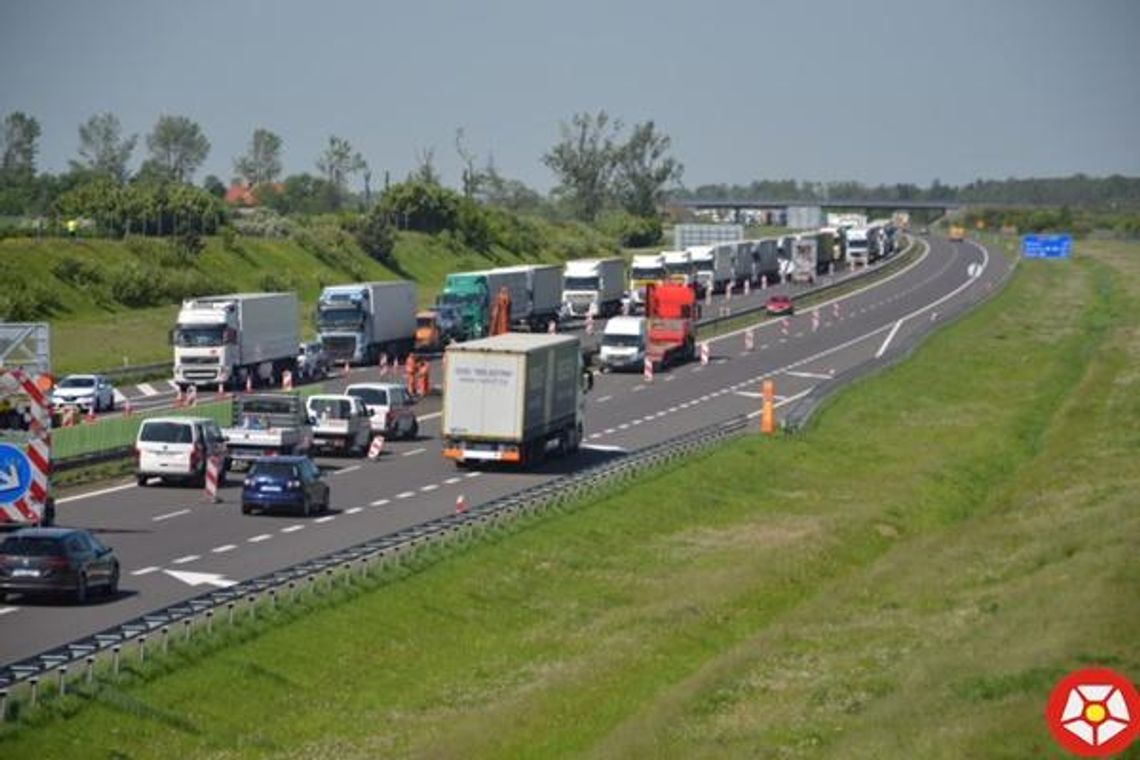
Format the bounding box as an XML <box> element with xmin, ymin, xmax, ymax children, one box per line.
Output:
<box><xmin>351</xmin><ymin>202</ymin><xmax>397</xmax><ymax>263</ymax></box>
<box><xmin>1</xmin><ymin>111</ymin><xmax>42</xmax><ymax>177</ymax></box>
<box><xmin>542</xmin><ymin>110</ymin><xmax>622</xmax><ymax>222</ymax></box>
<box><xmin>316</xmin><ymin>135</ymin><xmax>366</xmax><ymax>209</ymax></box>
<box><xmin>259</xmin><ymin>173</ymin><xmax>340</xmax><ymax>215</ymax></box>
<box><xmin>455</xmin><ymin>128</ymin><xmax>486</xmax><ymax>199</ymax></box>
<box><xmin>202</xmin><ymin>174</ymin><xmax>226</xmax><ymax>198</ymax></box>
<box><xmin>145</xmin><ymin>115</ymin><xmax>210</xmax><ymax>183</ymax></box>
<box><xmin>614</xmin><ymin>121</ymin><xmax>683</xmax><ymax>218</ymax></box>
<box><xmin>233</xmin><ymin>128</ymin><xmax>283</xmax><ymax>186</ymax></box>
<box><xmin>478</xmin><ymin>163</ymin><xmax>545</xmax><ymax>214</ymax></box>
<box><xmin>411</xmin><ymin>147</ymin><xmax>440</xmax><ymax>186</ymax></box>
<box><xmin>71</xmin><ymin>112</ymin><xmax>136</xmax><ymax>183</ymax></box>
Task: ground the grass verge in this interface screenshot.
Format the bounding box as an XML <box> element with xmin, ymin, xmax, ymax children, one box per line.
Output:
<box><xmin>3</xmin><ymin>240</ymin><xmax>1138</xmax><ymax>758</ymax></box>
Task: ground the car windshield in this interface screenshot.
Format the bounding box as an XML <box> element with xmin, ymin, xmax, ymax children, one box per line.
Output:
<box><xmin>603</xmin><ymin>334</ymin><xmax>642</xmax><ymax>347</ymax></box>
<box><xmin>0</xmin><ymin>536</ymin><xmax>67</xmax><ymax>556</ymax></box>
<box><xmin>310</xmin><ymin>399</ymin><xmax>352</xmax><ymax>419</ymax></box>
<box><xmin>347</xmin><ymin>387</ymin><xmax>388</xmax><ymax>406</ymax></box>
<box><xmin>58</xmin><ymin>377</ymin><xmax>95</xmax><ymax>389</ymax></box>
<box><xmin>250</xmin><ymin>462</ymin><xmax>299</xmax><ymax>479</ymax></box>
<box><xmin>140</xmin><ymin>422</ymin><xmax>194</xmax><ymax>443</ymax></box>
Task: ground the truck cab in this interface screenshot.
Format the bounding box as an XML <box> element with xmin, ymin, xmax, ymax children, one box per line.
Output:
<box><xmin>438</xmin><ymin>273</ymin><xmax>490</xmax><ymax>341</ymax></box>
<box><xmin>629</xmin><ymin>254</ymin><xmax>665</xmax><ymax>312</ymax></box>
<box><xmin>660</xmin><ymin>250</ymin><xmax>694</xmax><ymax>287</ymax></box>
<box><xmin>645</xmin><ymin>283</ymin><xmax>697</xmax><ymax>370</ymax></box>
<box><xmin>598</xmin><ymin>316</ymin><xmax>647</xmax><ymax>372</ymax></box>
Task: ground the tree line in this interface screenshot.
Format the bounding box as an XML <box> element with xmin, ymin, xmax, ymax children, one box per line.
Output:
<box><xmin>0</xmin><ymin>109</ymin><xmax>683</xmax><ymax>248</ymax></box>
<box><xmin>670</xmin><ymin>175</ymin><xmax>1140</xmax><ymax>208</ymax></box>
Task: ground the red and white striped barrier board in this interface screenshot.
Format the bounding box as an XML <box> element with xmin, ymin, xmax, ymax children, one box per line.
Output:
<box><xmin>744</xmin><ymin>329</ymin><xmax>754</xmax><ymax>351</ymax></box>
<box><xmin>832</xmin><ymin>302</ymin><xmax>840</xmax><ymax>319</ymax></box>
<box><xmin>342</xmin><ymin>361</ymin><xmax>351</xmax><ymax>378</ymax></box>
<box><xmin>700</xmin><ymin>341</ymin><xmax>710</xmax><ymax>366</ymax></box>
<box><xmin>761</xmin><ymin>275</ymin><xmax>768</xmax><ymax>290</ymax></box>
<box><xmin>744</xmin><ymin>279</ymin><xmax>750</xmax><ymax>296</ymax></box>
<box><xmin>725</xmin><ymin>283</ymin><xmax>733</xmax><ymax>302</ymax></box>
<box><xmin>455</xmin><ymin>494</ymin><xmax>468</xmax><ymax>514</ymax></box>
<box><xmin>204</xmin><ymin>455</ymin><xmax>222</xmax><ymax>503</ymax></box>
<box><xmin>84</xmin><ymin>404</ymin><xmax>97</xmax><ymax>423</ymax></box>
<box><xmin>215</xmin><ymin>382</ymin><xmax>225</xmax><ymax>400</ymax></box>
<box><xmin>812</xmin><ymin>310</ymin><xmax>820</xmax><ymax>332</ymax></box>
<box><xmin>0</xmin><ymin>369</ymin><xmax>51</xmax><ymax>525</ymax></box>
<box><xmin>367</xmin><ymin>436</ymin><xmax>385</xmax><ymax>460</ymax></box>
<box><xmin>245</xmin><ymin>375</ymin><xmax>253</xmax><ymax>393</ymax></box>
<box><xmin>186</xmin><ymin>385</ymin><xmax>198</xmax><ymax>407</ymax></box>
<box><xmin>548</xmin><ymin>320</ymin><xmax>557</xmax><ymax>334</ymax></box>
<box><xmin>282</xmin><ymin>370</ymin><xmax>293</xmax><ymax>391</ymax></box>
<box><xmin>781</xmin><ymin>318</ymin><xmax>790</xmax><ymax>336</ymax></box>
<box><xmin>61</xmin><ymin>406</ymin><xmax>77</xmax><ymax>428</ymax></box>
<box><xmin>643</xmin><ymin>356</ymin><xmax>653</xmax><ymax>382</ymax></box>
<box><xmin>585</xmin><ymin>312</ymin><xmax>594</xmax><ymax>336</ymax></box>
<box><xmin>122</xmin><ymin>397</ymin><xmax>132</xmax><ymax>417</ymax></box>
<box><xmin>705</xmin><ymin>287</ymin><xmax>712</xmax><ymax>308</ymax></box>
<box><xmin>379</xmin><ymin>353</ymin><xmax>388</xmax><ymax>376</ymax></box>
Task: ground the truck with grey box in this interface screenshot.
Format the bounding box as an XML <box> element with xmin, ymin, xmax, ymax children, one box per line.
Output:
<box><xmin>495</xmin><ymin>264</ymin><xmax>564</xmax><ymax>331</ymax></box>
<box><xmin>316</xmin><ymin>281</ymin><xmax>416</xmax><ymax>365</ymax></box>
<box><xmin>442</xmin><ymin>333</ymin><xmax>590</xmax><ymax>468</ymax></box>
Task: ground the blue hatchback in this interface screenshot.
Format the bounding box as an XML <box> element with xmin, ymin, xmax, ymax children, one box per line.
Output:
<box><xmin>241</xmin><ymin>456</ymin><xmax>330</xmax><ymax>516</ymax></box>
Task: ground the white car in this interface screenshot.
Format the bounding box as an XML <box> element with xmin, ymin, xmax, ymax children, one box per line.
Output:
<box><xmin>135</xmin><ymin>416</ymin><xmax>227</xmax><ymax>487</ymax></box>
<box><xmin>344</xmin><ymin>383</ymin><xmax>419</xmax><ymax>439</ymax></box>
<box><xmin>53</xmin><ymin>374</ymin><xmax>116</xmax><ymax>412</ymax></box>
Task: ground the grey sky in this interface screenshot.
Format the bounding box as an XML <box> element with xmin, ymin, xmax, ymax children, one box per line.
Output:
<box><xmin>2</xmin><ymin>0</ymin><xmax>1138</xmax><ymax>192</ymax></box>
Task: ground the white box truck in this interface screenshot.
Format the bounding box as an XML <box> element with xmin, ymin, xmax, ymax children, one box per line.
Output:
<box><xmin>844</xmin><ymin>227</ymin><xmax>871</xmax><ymax>266</ymax></box>
<box><xmin>316</xmin><ymin>281</ymin><xmax>416</xmax><ymax>365</ymax></box>
<box><xmin>688</xmin><ymin>245</ymin><xmax>734</xmax><ymax>295</ymax></box>
<box><xmin>598</xmin><ymin>316</ymin><xmax>647</xmax><ymax>372</ymax></box>
<box><xmin>173</xmin><ymin>293</ymin><xmax>298</xmax><ymax>389</ymax></box>
<box><xmin>792</xmin><ymin>238</ymin><xmax>818</xmax><ymax>284</ymax></box>
<box><xmin>733</xmin><ymin>241</ymin><xmax>754</xmax><ymax>286</ymax></box>
<box><xmin>442</xmin><ymin>333</ymin><xmax>591</xmax><ymax>467</ymax></box>
<box><xmin>562</xmin><ymin>258</ymin><xmax>625</xmax><ymax>318</ymax></box>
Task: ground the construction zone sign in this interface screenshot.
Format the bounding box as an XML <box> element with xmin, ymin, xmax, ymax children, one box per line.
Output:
<box><xmin>0</xmin><ymin>322</ymin><xmax>53</xmax><ymax>526</ymax></box>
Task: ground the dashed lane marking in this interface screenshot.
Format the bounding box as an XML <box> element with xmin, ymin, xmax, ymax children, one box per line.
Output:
<box><xmin>172</xmin><ymin>555</ymin><xmax>199</xmax><ymax>565</ymax></box>
<box><xmin>402</xmin><ymin>448</ymin><xmax>426</xmax><ymax>457</ymax></box>
<box><xmin>248</xmin><ymin>534</ymin><xmax>272</xmax><ymax>543</ymax></box>
<box><xmin>131</xmin><ymin>566</ymin><xmax>160</xmax><ymax>577</ymax></box>
<box><xmin>420</xmin><ymin>484</ymin><xmax>439</xmax><ymax>492</ymax></box>
<box><xmin>281</xmin><ymin>524</ymin><xmax>305</xmax><ymax>533</ymax></box>
<box><xmin>211</xmin><ymin>544</ymin><xmax>237</xmax><ymax>554</ymax></box>
<box><xmin>153</xmin><ymin>509</ymin><xmax>191</xmax><ymax>522</ymax></box>
<box><xmin>315</xmin><ymin>515</ymin><xmax>335</xmax><ymax>524</ymax></box>
<box><xmin>345</xmin><ymin>507</ymin><xmax>363</xmax><ymax>515</ymax></box>
<box><xmin>396</xmin><ymin>491</ymin><xmax>415</xmax><ymax>499</ymax></box>
<box><xmin>370</xmin><ymin>498</ymin><xmax>390</xmax><ymax>507</ymax></box>
<box><xmin>334</xmin><ymin>465</ymin><xmax>361</xmax><ymax>476</ymax></box>
<box><xmin>444</xmin><ymin>477</ymin><xmax>462</xmax><ymax>484</ymax></box>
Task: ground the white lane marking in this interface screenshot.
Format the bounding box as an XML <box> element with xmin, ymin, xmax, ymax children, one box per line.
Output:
<box><xmin>396</xmin><ymin>491</ymin><xmax>415</xmax><ymax>499</ymax></box>
<box><xmin>690</xmin><ymin>367</ymin><xmax>702</xmax><ymax>373</ymax></box>
<box><xmin>137</xmin><ymin>382</ymin><xmax>159</xmax><ymax>397</ymax></box>
<box><xmin>334</xmin><ymin>465</ymin><xmax>361</xmax><ymax>476</ymax></box>
<box><xmin>212</xmin><ymin>544</ymin><xmax>237</xmax><ymax>553</ymax></box>
<box><xmin>131</xmin><ymin>566</ymin><xmax>160</xmax><ymax>577</ymax></box>
<box><xmin>172</xmin><ymin>554</ymin><xmax>200</xmax><ymax>565</ymax></box>
<box><xmin>402</xmin><ymin>448</ymin><xmax>426</xmax><ymax>457</ymax></box>
<box><xmin>665</xmin><ymin>375</ymin><xmax>676</xmax><ymax>382</ymax></box>
<box><xmin>418</xmin><ymin>411</ymin><xmax>441</xmax><ymax>421</ymax></box>
<box><xmin>876</xmin><ymin>320</ymin><xmax>904</xmax><ymax>358</ymax></box>
<box><xmin>604</xmin><ymin>428</ymin><xmax>616</xmax><ymax>434</ymax></box>
<box><xmin>346</xmin><ymin>507</ymin><xmax>363</xmax><ymax>514</ymax></box>
<box><xmin>632</xmin><ymin>384</ymin><xmax>645</xmax><ymax>392</ymax></box>
<box><xmin>370</xmin><ymin>498</ymin><xmax>390</xmax><ymax>507</ymax></box>
<box><xmin>248</xmin><ymin>534</ymin><xmax>272</xmax><ymax>543</ymax></box>
<box><xmin>735</xmin><ymin>391</ymin><xmax>763</xmax><ymax>399</ymax></box>
<box><xmin>589</xmin><ymin>433</ymin><xmax>603</xmax><ymax>439</ymax></box>
<box><xmin>465</xmin><ymin>472</ymin><xmax>482</xmax><ymax>478</ymax></box>
<box><xmin>315</xmin><ymin>515</ymin><xmax>335</xmax><ymax>524</ymax></box>
<box><xmin>631</xmin><ymin>419</ymin><xmax>643</xmax><ymax>425</ymax></box>
<box><xmin>0</xmin><ymin>607</ymin><xmax>18</xmax><ymax>616</ymax></box>
<box><xmin>420</xmin><ymin>484</ymin><xmax>439</xmax><ymax>492</ymax></box>
<box><xmin>785</xmin><ymin>371</ymin><xmax>832</xmax><ymax>380</ymax></box>
<box><xmin>618</xmin><ymin>423</ymin><xmax>630</xmax><ymax>430</ymax></box>
<box><xmin>281</xmin><ymin>524</ymin><xmax>305</xmax><ymax>533</ymax></box>
<box><xmin>57</xmin><ymin>482</ymin><xmax>135</xmax><ymax>504</ymax></box>
<box><xmin>153</xmin><ymin>508</ymin><xmax>191</xmax><ymax>522</ymax></box>
<box><xmin>581</xmin><ymin>444</ymin><xmax>628</xmax><ymax>453</ymax></box>
<box><xmin>444</xmin><ymin>477</ymin><xmax>462</xmax><ymax>485</ymax></box>
<box><xmin>596</xmin><ymin>395</ymin><xmax>612</xmax><ymax>403</ymax></box>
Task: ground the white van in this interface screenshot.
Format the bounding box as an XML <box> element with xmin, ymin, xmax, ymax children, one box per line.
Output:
<box><xmin>598</xmin><ymin>316</ymin><xmax>647</xmax><ymax>372</ymax></box>
<box><xmin>135</xmin><ymin>416</ymin><xmax>227</xmax><ymax>487</ymax></box>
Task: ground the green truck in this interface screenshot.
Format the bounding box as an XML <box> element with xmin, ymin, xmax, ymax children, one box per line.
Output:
<box><xmin>436</xmin><ymin>269</ymin><xmax>529</xmax><ymax>341</ymax></box>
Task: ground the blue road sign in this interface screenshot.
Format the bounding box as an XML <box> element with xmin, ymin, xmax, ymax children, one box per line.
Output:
<box><xmin>1022</xmin><ymin>234</ymin><xmax>1072</xmax><ymax>259</ymax></box>
<box><xmin>0</xmin><ymin>442</ymin><xmax>32</xmax><ymax>506</ymax></box>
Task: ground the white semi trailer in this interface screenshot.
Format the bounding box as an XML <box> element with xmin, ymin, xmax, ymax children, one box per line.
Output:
<box><xmin>316</xmin><ymin>281</ymin><xmax>416</xmax><ymax>365</ymax></box>
<box><xmin>173</xmin><ymin>293</ymin><xmax>299</xmax><ymax>389</ymax></box>
<box><xmin>562</xmin><ymin>257</ymin><xmax>626</xmax><ymax>317</ymax></box>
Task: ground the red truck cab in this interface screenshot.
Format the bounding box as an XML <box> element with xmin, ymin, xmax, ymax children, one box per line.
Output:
<box><xmin>645</xmin><ymin>283</ymin><xmax>697</xmax><ymax>370</ymax></box>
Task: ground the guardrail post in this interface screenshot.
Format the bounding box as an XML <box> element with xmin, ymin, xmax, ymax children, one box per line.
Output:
<box><xmin>288</xmin><ymin>580</ymin><xmax>297</xmax><ymax>601</ymax></box>
<box><xmin>227</xmin><ymin>601</ymin><xmax>235</xmax><ymax>625</ymax></box>
<box><xmin>28</xmin><ymin>677</ymin><xmax>38</xmax><ymax>708</ymax></box>
<box><xmin>0</xmin><ymin>689</ymin><xmax>7</xmax><ymax>721</ymax></box>
<box><xmin>85</xmin><ymin>656</ymin><xmax>95</xmax><ymax>685</ymax></box>
<box><xmin>138</xmin><ymin>634</ymin><xmax>146</xmax><ymax>663</ymax></box>
<box><xmin>248</xmin><ymin>594</ymin><xmax>257</xmax><ymax>619</ymax></box>
<box><xmin>161</xmin><ymin>626</ymin><xmax>170</xmax><ymax>654</ymax></box>
<box><xmin>57</xmin><ymin>666</ymin><xmax>67</xmax><ymax>696</ymax></box>
<box><xmin>112</xmin><ymin>645</ymin><xmax>121</xmax><ymax>676</ymax></box>
<box><xmin>206</xmin><ymin>610</ymin><xmax>214</xmax><ymax>634</ymax></box>
<box><xmin>183</xmin><ymin>618</ymin><xmax>191</xmax><ymax>643</ymax></box>
<box><xmin>269</xmin><ymin>588</ymin><xmax>277</xmax><ymax>608</ymax></box>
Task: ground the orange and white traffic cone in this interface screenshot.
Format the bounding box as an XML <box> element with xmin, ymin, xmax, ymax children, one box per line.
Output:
<box><xmin>215</xmin><ymin>382</ymin><xmax>225</xmax><ymax>400</ymax></box>
<box><xmin>84</xmin><ymin>404</ymin><xmax>97</xmax><ymax>424</ymax></box>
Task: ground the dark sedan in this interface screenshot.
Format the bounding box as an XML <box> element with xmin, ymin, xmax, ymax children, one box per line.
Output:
<box><xmin>241</xmin><ymin>456</ymin><xmax>330</xmax><ymax>516</ymax></box>
<box><xmin>0</xmin><ymin>528</ymin><xmax>120</xmax><ymax>603</ymax></box>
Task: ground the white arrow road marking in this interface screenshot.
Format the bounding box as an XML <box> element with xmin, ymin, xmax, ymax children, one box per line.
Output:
<box><xmin>0</xmin><ymin>464</ymin><xmax>20</xmax><ymax>491</ymax></box>
<box><xmin>163</xmin><ymin>569</ymin><xmax>237</xmax><ymax>588</ymax></box>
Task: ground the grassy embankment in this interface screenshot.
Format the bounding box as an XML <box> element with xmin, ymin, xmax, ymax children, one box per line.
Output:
<box><xmin>1</xmin><ymin>220</ymin><xmax>611</xmax><ymax>375</ymax></box>
<box><xmin>4</xmin><ymin>238</ymin><xmax>1138</xmax><ymax>758</ymax></box>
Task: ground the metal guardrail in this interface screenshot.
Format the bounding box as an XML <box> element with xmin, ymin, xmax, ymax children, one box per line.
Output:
<box><xmin>0</xmin><ymin>412</ymin><xmax>752</xmax><ymax>715</ymax></box>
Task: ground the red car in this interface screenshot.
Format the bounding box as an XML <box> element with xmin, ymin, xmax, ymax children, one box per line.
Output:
<box><xmin>765</xmin><ymin>294</ymin><xmax>794</xmax><ymax>316</ymax></box>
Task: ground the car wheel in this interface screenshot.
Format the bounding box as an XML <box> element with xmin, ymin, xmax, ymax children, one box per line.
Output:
<box><xmin>302</xmin><ymin>495</ymin><xmax>312</xmax><ymax>517</ymax></box>
<box><xmin>407</xmin><ymin>419</ymin><xmax>419</xmax><ymax>440</ymax></box>
<box><xmin>74</xmin><ymin>574</ymin><xmax>88</xmax><ymax>605</ymax></box>
<box><xmin>241</xmin><ymin>503</ymin><xmax>252</xmax><ymax>515</ymax></box>
<box><xmin>137</xmin><ymin>475</ymin><xmax>148</xmax><ymax>487</ymax></box>
<box><xmin>106</xmin><ymin>565</ymin><xmax>120</xmax><ymax>597</ymax></box>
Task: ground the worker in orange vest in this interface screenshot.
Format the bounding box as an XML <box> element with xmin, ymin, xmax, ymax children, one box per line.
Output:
<box><xmin>405</xmin><ymin>353</ymin><xmax>417</xmax><ymax>395</ymax></box>
<box><xmin>415</xmin><ymin>358</ymin><xmax>430</xmax><ymax>397</ymax></box>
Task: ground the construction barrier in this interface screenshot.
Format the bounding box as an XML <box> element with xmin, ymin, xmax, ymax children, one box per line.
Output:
<box><xmin>744</xmin><ymin>329</ymin><xmax>754</xmax><ymax>352</ymax></box>
<box><xmin>186</xmin><ymin>385</ymin><xmax>198</xmax><ymax>407</ymax></box>
<box><xmin>781</xmin><ymin>319</ymin><xmax>790</xmax><ymax>337</ymax></box>
<box><xmin>0</xmin><ymin>369</ymin><xmax>51</xmax><ymax>525</ymax></box>
<box><xmin>215</xmin><ymin>383</ymin><xmax>225</xmax><ymax>400</ymax></box>
<box><xmin>282</xmin><ymin>370</ymin><xmax>293</xmax><ymax>391</ymax></box>
<box><xmin>204</xmin><ymin>456</ymin><xmax>222</xmax><ymax>503</ymax></box>
<box><xmin>454</xmin><ymin>494</ymin><xmax>467</xmax><ymax>514</ymax></box>
<box><xmin>548</xmin><ymin>320</ymin><xmax>557</xmax><ymax>334</ymax></box>
<box><xmin>700</xmin><ymin>342</ymin><xmax>710</xmax><ymax>366</ymax></box>
<box><xmin>761</xmin><ymin>380</ymin><xmax>775</xmax><ymax>436</ymax></box>
<box><xmin>367</xmin><ymin>436</ymin><xmax>385</xmax><ymax>460</ymax></box>
<box><xmin>744</xmin><ymin>279</ymin><xmax>750</xmax><ymax>296</ymax></box>
<box><xmin>585</xmin><ymin>312</ymin><xmax>594</xmax><ymax>336</ymax></box>
<box><xmin>812</xmin><ymin>310</ymin><xmax>820</xmax><ymax>332</ymax></box>
<box><xmin>245</xmin><ymin>375</ymin><xmax>253</xmax><ymax>393</ymax></box>
<box><xmin>643</xmin><ymin>356</ymin><xmax>653</xmax><ymax>383</ymax></box>
<box><xmin>379</xmin><ymin>353</ymin><xmax>388</xmax><ymax>376</ymax></box>
<box><xmin>61</xmin><ymin>406</ymin><xmax>77</xmax><ymax>428</ymax></box>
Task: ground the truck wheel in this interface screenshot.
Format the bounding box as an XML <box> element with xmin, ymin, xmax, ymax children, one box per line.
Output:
<box><xmin>137</xmin><ymin>475</ymin><xmax>148</xmax><ymax>487</ymax></box>
<box><xmin>407</xmin><ymin>419</ymin><xmax>419</xmax><ymax>440</ymax></box>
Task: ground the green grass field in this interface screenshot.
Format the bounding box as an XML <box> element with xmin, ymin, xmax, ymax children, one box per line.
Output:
<box><xmin>3</xmin><ymin>220</ymin><xmax>609</xmax><ymax>375</ymax></box>
<box><xmin>3</xmin><ymin>239</ymin><xmax>1138</xmax><ymax>758</ymax></box>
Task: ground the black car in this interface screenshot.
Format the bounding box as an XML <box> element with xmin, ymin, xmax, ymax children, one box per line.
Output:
<box><xmin>0</xmin><ymin>528</ymin><xmax>120</xmax><ymax>603</ymax></box>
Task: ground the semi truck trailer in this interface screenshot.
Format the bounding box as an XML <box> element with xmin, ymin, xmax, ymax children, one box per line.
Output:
<box><xmin>562</xmin><ymin>258</ymin><xmax>626</xmax><ymax>318</ymax></box>
<box><xmin>173</xmin><ymin>293</ymin><xmax>298</xmax><ymax>389</ymax></box>
<box><xmin>441</xmin><ymin>333</ymin><xmax>591</xmax><ymax>467</ymax></box>
<box><xmin>316</xmin><ymin>281</ymin><xmax>416</xmax><ymax>365</ymax></box>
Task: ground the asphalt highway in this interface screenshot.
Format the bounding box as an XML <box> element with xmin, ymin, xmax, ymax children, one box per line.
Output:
<box><xmin>1</xmin><ymin>236</ymin><xmax>1009</xmax><ymax>666</ymax></box>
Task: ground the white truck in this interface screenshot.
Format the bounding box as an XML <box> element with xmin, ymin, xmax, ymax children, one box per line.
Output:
<box><xmin>598</xmin><ymin>316</ymin><xmax>647</xmax><ymax>372</ymax></box>
<box><xmin>223</xmin><ymin>392</ymin><xmax>312</xmax><ymax>468</ymax></box>
<box><xmin>844</xmin><ymin>227</ymin><xmax>871</xmax><ymax>266</ymax></box>
<box><xmin>688</xmin><ymin>245</ymin><xmax>734</xmax><ymax>295</ymax></box>
<box><xmin>733</xmin><ymin>241</ymin><xmax>754</xmax><ymax>286</ymax></box>
<box><xmin>562</xmin><ymin>258</ymin><xmax>626</xmax><ymax>318</ymax></box>
<box><xmin>316</xmin><ymin>281</ymin><xmax>416</xmax><ymax>365</ymax></box>
<box><xmin>495</xmin><ymin>264</ymin><xmax>564</xmax><ymax>331</ymax></box>
<box><xmin>660</xmin><ymin>250</ymin><xmax>694</xmax><ymax>287</ymax></box>
<box><xmin>628</xmin><ymin>253</ymin><xmax>665</xmax><ymax>312</ymax></box>
<box><xmin>442</xmin><ymin>333</ymin><xmax>591</xmax><ymax>468</ymax></box>
<box><xmin>792</xmin><ymin>238</ymin><xmax>818</xmax><ymax>284</ymax></box>
<box><xmin>173</xmin><ymin>293</ymin><xmax>299</xmax><ymax>389</ymax></box>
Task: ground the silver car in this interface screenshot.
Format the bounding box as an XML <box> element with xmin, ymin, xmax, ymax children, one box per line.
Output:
<box><xmin>53</xmin><ymin>374</ymin><xmax>116</xmax><ymax>412</ymax></box>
